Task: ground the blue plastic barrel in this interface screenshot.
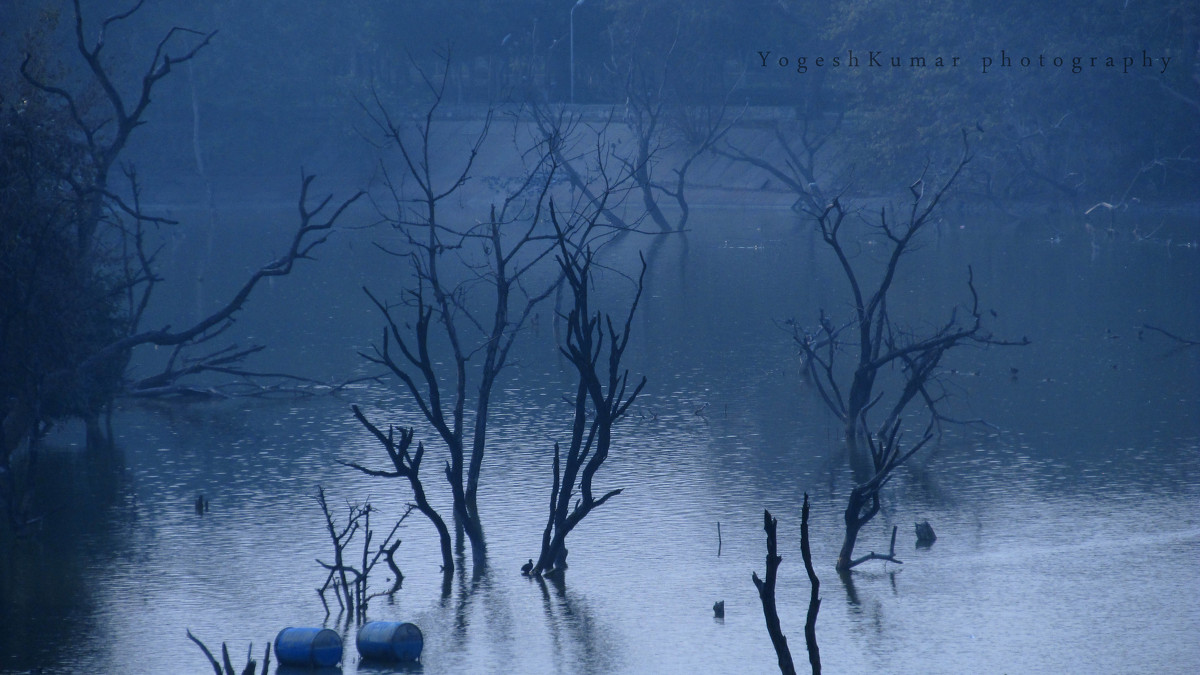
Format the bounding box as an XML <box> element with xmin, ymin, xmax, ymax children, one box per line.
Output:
<box><xmin>274</xmin><ymin>627</ymin><xmax>343</xmax><ymax>667</ymax></box>
<box><xmin>356</xmin><ymin>621</ymin><xmax>423</xmax><ymax>662</ymax></box>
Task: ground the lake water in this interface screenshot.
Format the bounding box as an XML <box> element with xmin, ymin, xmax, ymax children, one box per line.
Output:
<box><xmin>2</xmin><ymin>204</ymin><xmax>1198</xmax><ymax>674</ymax></box>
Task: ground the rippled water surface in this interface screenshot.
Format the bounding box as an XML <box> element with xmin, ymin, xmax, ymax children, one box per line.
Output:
<box><xmin>3</xmin><ymin>206</ymin><xmax>1198</xmax><ymax>674</ymax></box>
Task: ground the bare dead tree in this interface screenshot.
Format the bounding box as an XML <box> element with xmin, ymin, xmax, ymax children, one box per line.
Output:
<box><xmin>792</xmin><ymin>133</ymin><xmax>1028</xmax><ymax>453</ymax></box>
<box><xmin>620</xmin><ymin>92</ymin><xmax>735</xmax><ymax>233</ymax></box>
<box><xmin>995</xmin><ymin>114</ymin><xmax>1092</xmax><ymax>214</ymax></box>
<box><xmin>753</xmin><ymin>509</ymin><xmax>797</xmax><ymax>675</ymax></box>
<box><xmin>7</xmin><ymin>0</ymin><xmax>209</xmax><ymax>453</ymax></box>
<box><xmin>610</xmin><ymin>31</ymin><xmax>737</xmax><ymax>234</ymax></box>
<box><xmin>529</xmin><ymin>204</ymin><xmax>646</xmax><ymax>577</ymax></box>
<box><xmin>2</xmin><ymin>0</ymin><xmax>361</xmax><ymax>486</ymax></box>
<box><xmin>75</xmin><ymin>174</ymin><xmax>361</xmax><ymax>436</ymax></box>
<box><xmin>186</xmin><ymin>629</ymin><xmax>270</xmax><ymax>675</ymax></box>
<box><xmin>774</xmin><ymin>133</ymin><xmax>1027</xmax><ymax>575</ymax></box>
<box><xmin>800</xmin><ymin>494</ymin><xmax>821</xmax><ymax>675</ymax></box>
<box><xmin>753</xmin><ymin>498</ymin><xmax>822</xmax><ymax>675</ymax></box>
<box><xmin>344</xmin><ymin>406</ymin><xmax>454</xmax><ymax>588</ymax></box>
<box><xmin>20</xmin><ymin>0</ymin><xmax>216</xmax><ymax>253</ymax></box>
<box><xmin>528</xmin><ymin>103</ymin><xmax>642</xmax><ymax>235</ymax></box>
<box><xmin>355</xmin><ymin>53</ymin><xmax>652</xmax><ymax>562</ymax></box>
<box><xmin>990</xmin><ymin>112</ymin><xmax>1198</xmax><ymax>218</ymax></box>
<box><xmin>360</xmin><ymin>55</ymin><xmax>566</xmax><ymax>562</ymax></box>
<box><xmin>718</xmin><ymin>107</ymin><xmax>845</xmax><ymax>216</ymax></box>
<box><xmin>93</xmin><ymin>173</ymin><xmax>359</xmax><ymax>360</ymax></box>
<box><xmin>109</xmin><ymin>173</ymin><xmax>359</xmax><ymax>378</ymax></box>
<box><xmin>314</xmin><ymin>486</ymin><xmax>409</xmax><ymax>622</ymax></box>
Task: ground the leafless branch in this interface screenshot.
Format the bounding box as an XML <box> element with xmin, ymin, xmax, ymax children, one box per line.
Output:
<box><xmin>753</xmin><ymin>509</ymin><xmax>797</xmax><ymax>675</ymax></box>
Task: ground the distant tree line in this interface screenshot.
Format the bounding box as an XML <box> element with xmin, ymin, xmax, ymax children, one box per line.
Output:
<box><xmin>8</xmin><ymin>1</ymin><xmax>1191</xmax><ymax>201</ymax></box>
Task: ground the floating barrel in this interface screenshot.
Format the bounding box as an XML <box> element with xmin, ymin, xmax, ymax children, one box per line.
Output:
<box><xmin>274</xmin><ymin>627</ymin><xmax>343</xmax><ymax>667</ymax></box>
<box><xmin>356</xmin><ymin>621</ymin><xmax>423</xmax><ymax>662</ymax></box>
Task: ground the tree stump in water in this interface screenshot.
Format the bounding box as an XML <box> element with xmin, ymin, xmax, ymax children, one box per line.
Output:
<box><xmin>915</xmin><ymin>521</ymin><xmax>936</xmax><ymax>546</ymax></box>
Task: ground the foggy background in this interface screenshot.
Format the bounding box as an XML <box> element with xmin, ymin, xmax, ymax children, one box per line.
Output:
<box><xmin>2</xmin><ymin>2</ymin><xmax>1198</xmax><ymax>674</ymax></box>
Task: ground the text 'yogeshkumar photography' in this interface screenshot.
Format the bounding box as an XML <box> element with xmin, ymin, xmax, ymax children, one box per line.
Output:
<box><xmin>757</xmin><ymin>49</ymin><xmax>1173</xmax><ymax>74</ymax></box>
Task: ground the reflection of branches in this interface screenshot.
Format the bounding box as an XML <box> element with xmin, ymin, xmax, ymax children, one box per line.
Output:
<box><xmin>1142</xmin><ymin>324</ymin><xmax>1200</xmax><ymax>347</ymax></box>
<box><xmin>534</xmin><ymin>574</ymin><xmax>614</xmax><ymax>673</ymax></box>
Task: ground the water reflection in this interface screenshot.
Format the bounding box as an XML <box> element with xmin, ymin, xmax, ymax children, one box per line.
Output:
<box><xmin>536</xmin><ymin>577</ymin><xmax>618</xmax><ymax>675</ymax></box>
<box><xmin>355</xmin><ymin>663</ymin><xmax>423</xmax><ymax>675</ymax></box>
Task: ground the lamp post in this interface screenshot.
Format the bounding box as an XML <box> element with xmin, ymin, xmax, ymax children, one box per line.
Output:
<box><xmin>570</xmin><ymin>0</ymin><xmax>586</xmax><ymax>104</ymax></box>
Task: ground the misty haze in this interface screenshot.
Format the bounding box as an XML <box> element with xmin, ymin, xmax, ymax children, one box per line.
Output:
<box><xmin>2</xmin><ymin>2</ymin><xmax>1198</xmax><ymax>674</ymax></box>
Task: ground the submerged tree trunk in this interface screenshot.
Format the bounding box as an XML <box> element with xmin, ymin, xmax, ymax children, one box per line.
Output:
<box><xmin>836</xmin><ymin>420</ymin><xmax>927</xmax><ymax>573</ymax></box>
<box><xmin>530</xmin><ymin>208</ymin><xmax>646</xmax><ymax>577</ymax></box>
<box><xmin>800</xmin><ymin>495</ymin><xmax>822</xmax><ymax>675</ymax></box>
<box><xmin>836</xmin><ymin>484</ymin><xmax>876</xmax><ymax>573</ymax></box>
<box><xmin>753</xmin><ymin>509</ymin><xmax>797</xmax><ymax>675</ymax></box>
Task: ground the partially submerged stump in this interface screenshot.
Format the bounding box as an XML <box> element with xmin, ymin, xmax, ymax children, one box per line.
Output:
<box><xmin>915</xmin><ymin>521</ymin><xmax>937</xmax><ymax>546</ymax></box>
